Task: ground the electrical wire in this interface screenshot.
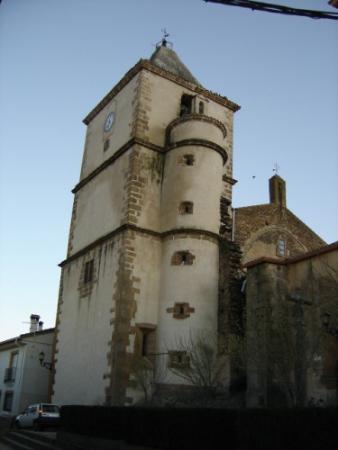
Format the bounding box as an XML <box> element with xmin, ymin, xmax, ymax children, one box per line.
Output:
<box><xmin>204</xmin><ymin>0</ymin><xmax>338</xmax><ymax>20</ymax></box>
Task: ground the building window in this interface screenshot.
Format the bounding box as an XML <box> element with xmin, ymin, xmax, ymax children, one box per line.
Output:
<box><xmin>179</xmin><ymin>201</ymin><xmax>194</xmax><ymax>215</ymax></box>
<box><xmin>141</xmin><ymin>332</ymin><xmax>149</xmax><ymax>357</ymax></box>
<box><xmin>103</xmin><ymin>138</ymin><xmax>110</xmax><ymax>152</ymax></box>
<box><xmin>135</xmin><ymin>325</ymin><xmax>156</xmax><ymax>362</ymax></box>
<box><xmin>166</xmin><ymin>302</ymin><xmax>195</xmax><ymax>319</ymax></box>
<box><xmin>3</xmin><ymin>391</ymin><xmax>13</xmax><ymax>412</ymax></box>
<box><xmin>168</xmin><ymin>351</ymin><xmax>190</xmax><ymax>368</ymax></box>
<box><xmin>198</xmin><ymin>101</ymin><xmax>204</xmax><ymax>114</ymax></box>
<box><xmin>180</xmin><ymin>94</ymin><xmax>194</xmax><ymax>116</ymax></box>
<box><xmin>79</xmin><ymin>257</ymin><xmax>97</xmax><ymax>298</ymax></box>
<box><xmin>4</xmin><ymin>351</ymin><xmax>18</xmax><ymax>383</ymax></box>
<box><xmin>277</xmin><ymin>239</ymin><xmax>286</xmax><ymax>257</ymax></box>
<box><xmin>84</xmin><ymin>259</ymin><xmax>94</xmax><ymax>283</ymax></box>
<box><xmin>78</xmin><ymin>253</ymin><xmax>99</xmax><ymax>298</ymax></box>
<box><xmin>183</xmin><ymin>154</ymin><xmax>194</xmax><ymax>166</ymax></box>
<box><xmin>140</xmin><ymin>329</ymin><xmax>155</xmax><ymax>357</ymax></box>
<box><xmin>171</xmin><ymin>251</ymin><xmax>195</xmax><ymax>266</ymax></box>
<box><xmin>9</xmin><ymin>352</ymin><xmax>18</xmax><ymax>369</ymax></box>
<box><xmin>4</xmin><ymin>368</ymin><xmax>16</xmax><ymax>383</ymax></box>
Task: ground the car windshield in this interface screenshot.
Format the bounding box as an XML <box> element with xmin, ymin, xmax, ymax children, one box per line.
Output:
<box><xmin>42</xmin><ymin>405</ymin><xmax>59</xmax><ymax>413</ymax></box>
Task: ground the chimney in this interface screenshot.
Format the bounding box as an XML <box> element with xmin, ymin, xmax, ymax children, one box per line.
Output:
<box><xmin>30</xmin><ymin>314</ymin><xmax>40</xmax><ymax>333</ymax></box>
<box><xmin>328</xmin><ymin>1</ymin><xmax>338</xmax><ymax>9</ymax></box>
<box><xmin>38</xmin><ymin>321</ymin><xmax>44</xmax><ymax>331</ymax></box>
<box><xmin>269</xmin><ymin>175</ymin><xmax>286</xmax><ymax>208</ymax></box>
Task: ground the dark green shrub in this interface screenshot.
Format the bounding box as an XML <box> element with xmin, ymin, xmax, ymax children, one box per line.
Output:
<box><xmin>60</xmin><ymin>405</ymin><xmax>338</xmax><ymax>450</ymax></box>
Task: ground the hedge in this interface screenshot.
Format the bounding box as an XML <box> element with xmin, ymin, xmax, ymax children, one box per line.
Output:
<box><xmin>60</xmin><ymin>406</ymin><xmax>338</xmax><ymax>450</ymax></box>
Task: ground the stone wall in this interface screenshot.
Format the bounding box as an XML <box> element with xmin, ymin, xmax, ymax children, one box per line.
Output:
<box><xmin>245</xmin><ymin>243</ymin><xmax>338</xmax><ymax>407</ymax></box>
<box><xmin>218</xmin><ymin>239</ymin><xmax>244</xmax><ymax>392</ymax></box>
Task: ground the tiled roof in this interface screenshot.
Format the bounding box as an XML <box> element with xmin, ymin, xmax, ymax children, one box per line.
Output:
<box><xmin>149</xmin><ymin>45</ymin><xmax>200</xmax><ymax>86</ymax></box>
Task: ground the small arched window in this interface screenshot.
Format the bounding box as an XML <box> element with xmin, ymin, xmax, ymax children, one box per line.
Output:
<box><xmin>180</xmin><ymin>94</ymin><xmax>194</xmax><ymax>116</ymax></box>
<box><xmin>198</xmin><ymin>101</ymin><xmax>204</xmax><ymax>114</ymax></box>
<box><xmin>277</xmin><ymin>239</ymin><xmax>286</xmax><ymax>257</ymax></box>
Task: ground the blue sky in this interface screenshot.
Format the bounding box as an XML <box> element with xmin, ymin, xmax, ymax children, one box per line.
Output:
<box><xmin>0</xmin><ymin>0</ymin><xmax>337</xmax><ymax>341</ymax></box>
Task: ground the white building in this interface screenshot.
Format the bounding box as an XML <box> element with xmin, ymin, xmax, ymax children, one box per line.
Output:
<box><xmin>0</xmin><ymin>315</ymin><xmax>54</xmax><ymax>415</ymax></box>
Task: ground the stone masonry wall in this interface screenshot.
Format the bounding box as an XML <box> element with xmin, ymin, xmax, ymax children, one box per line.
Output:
<box><xmin>218</xmin><ymin>239</ymin><xmax>244</xmax><ymax>391</ymax></box>
<box><xmin>235</xmin><ymin>204</ymin><xmax>325</xmax><ymax>263</ymax></box>
<box><xmin>107</xmin><ymin>229</ymin><xmax>140</xmax><ymax>405</ymax></box>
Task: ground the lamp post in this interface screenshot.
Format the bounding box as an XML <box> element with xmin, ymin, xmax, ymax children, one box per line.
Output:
<box><xmin>39</xmin><ymin>351</ymin><xmax>53</xmax><ymax>370</ymax></box>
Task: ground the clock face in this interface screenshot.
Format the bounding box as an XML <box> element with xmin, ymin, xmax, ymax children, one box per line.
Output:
<box><xmin>103</xmin><ymin>112</ymin><xmax>115</xmax><ymax>132</ymax></box>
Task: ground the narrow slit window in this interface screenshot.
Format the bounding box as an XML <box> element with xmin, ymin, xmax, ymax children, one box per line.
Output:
<box><xmin>137</xmin><ymin>326</ymin><xmax>156</xmax><ymax>361</ymax></box>
<box><xmin>103</xmin><ymin>138</ymin><xmax>110</xmax><ymax>152</ymax></box>
<box><xmin>166</xmin><ymin>302</ymin><xmax>195</xmax><ymax>319</ymax></box>
<box><xmin>198</xmin><ymin>101</ymin><xmax>204</xmax><ymax>114</ymax></box>
<box><xmin>171</xmin><ymin>251</ymin><xmax>195</xmax><ymax>266</ymax></box>
<box><xmin>84</xmin><ymin>259</ymin><xmax>94</xmax><ymax>283</ymax></box>
<box><xmin>277</xmin><ymin>239</ymin><xmax>286</xmax><ymax>257</ymax></box>
<box><xmin>168</xmin><ymin>351</ymin><xmax>190</xmax><ymax>368</ymax></box>
<box><xmin>179</xmin><ymin>202</ymin><xmax>194</xmax><ymax>215</ymax></box>
<box><xmin>183</xmin><ymin>154</ymin><xmax>194</xmax><ymax>166</ymax></box>
<box><xmin>141</xmin><ymin>332</ymin><xmax>148</xmax><ymax>357</ymax></box>
<box><xmin>174</xmin><ymin>303</ymin><xmax>191</xmax><ymax>319</ymax></box>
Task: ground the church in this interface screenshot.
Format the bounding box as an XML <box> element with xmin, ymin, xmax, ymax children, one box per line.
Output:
<box><xmin>51</xmin><ymin>40</ymin><xmax>337</xmax><ymax>407</ymax></box>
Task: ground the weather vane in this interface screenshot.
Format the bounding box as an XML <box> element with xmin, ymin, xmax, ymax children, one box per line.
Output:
<box><xmin>273</xmin><ymin>163</ymin><xmax>280</xmax><ymax>175</ymax></box>
<box><xmin>156</xmin><ymin>28</ymin><xmax>173</xmax><ymax>48</ymax></box>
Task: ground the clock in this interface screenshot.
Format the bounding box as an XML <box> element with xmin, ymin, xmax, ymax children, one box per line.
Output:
<box><xmin>103</xmin><ymin>112</ymin><xmax>115</xmax><ymax>132</ymax></box>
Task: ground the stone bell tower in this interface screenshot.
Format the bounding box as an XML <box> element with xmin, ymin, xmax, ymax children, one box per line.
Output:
<box><xmin>269</xmin><ymin>174</ymin><xmax>286</xmax><ymax>208</ymax></box>
<box><xmin>52</xmin><ymin>40</ymin><xmax>240</xmax><ymax>406</ymax></box>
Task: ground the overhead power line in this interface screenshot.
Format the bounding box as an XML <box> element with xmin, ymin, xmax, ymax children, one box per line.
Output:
<box><xmin>204</xmin><ymin>0</ymin><xmax>338</xmax><ymax>20</ymax></box>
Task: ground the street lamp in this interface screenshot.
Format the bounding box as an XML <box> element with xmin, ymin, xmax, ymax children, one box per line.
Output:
<box><xmin>39</xmin><ymin>351</ymin><xmax>53</xmax><ymax>370</ymax></box>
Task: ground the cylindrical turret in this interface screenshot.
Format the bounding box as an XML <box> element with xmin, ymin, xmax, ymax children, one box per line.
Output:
<box><xmin>157</xmin><ymin>113</ymin><xmax>227</xmax><ymax>375</ymax></box>
<box><xmin>161</xmin><ymin>114</ymin><xmax>227</xmax><ymax>234</ymax></box>
<box><xmin>169</xmin><ymin>114</ymin><xmax>226</xmax><ymax>148</ymax></box>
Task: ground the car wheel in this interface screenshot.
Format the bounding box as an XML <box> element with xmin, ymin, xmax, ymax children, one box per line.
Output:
<box><xmin>33</xmin><ymin>421</ymin><xmax>43</xmax><ymax>431</ymax></box>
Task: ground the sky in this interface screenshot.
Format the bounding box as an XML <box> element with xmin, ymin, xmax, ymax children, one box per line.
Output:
<box><xmin>0</xmin><ymin>0</ymin><xmax>337</xmax><ymax>342</ymax></box>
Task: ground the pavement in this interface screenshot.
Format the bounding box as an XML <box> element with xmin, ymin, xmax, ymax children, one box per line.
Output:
<box><xmin>0</xmin><ymin>443</ymin><xmax>14</xmax><ymax>450</ymax></box>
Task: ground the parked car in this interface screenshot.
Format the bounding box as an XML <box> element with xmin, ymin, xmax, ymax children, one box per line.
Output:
<box><xmin>14</xmin><ymin>403</ymin><xmax>60</xmax><ymax>431</ymax></box>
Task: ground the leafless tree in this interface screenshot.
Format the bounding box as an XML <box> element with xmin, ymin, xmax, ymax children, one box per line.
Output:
<box><xmin>167</xmin><ymin>331</ymin><xmax>227</xmax><ymax>394</ymax></box>
<box><xmin>130</xmin><ymin>353</ymin><xmax>167</xmax><ymax>404</ymax></box>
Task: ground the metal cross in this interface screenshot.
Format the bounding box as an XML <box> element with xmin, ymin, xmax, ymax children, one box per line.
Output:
<box><xmin>273</xmin><ymin>163</ymin><xmax>280</xmax><ymax>175</ymax></box>
<box><xmin>161</xmin><ymin>28</ymin><xmax>170</xmax><ymax>46</ymax></box>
